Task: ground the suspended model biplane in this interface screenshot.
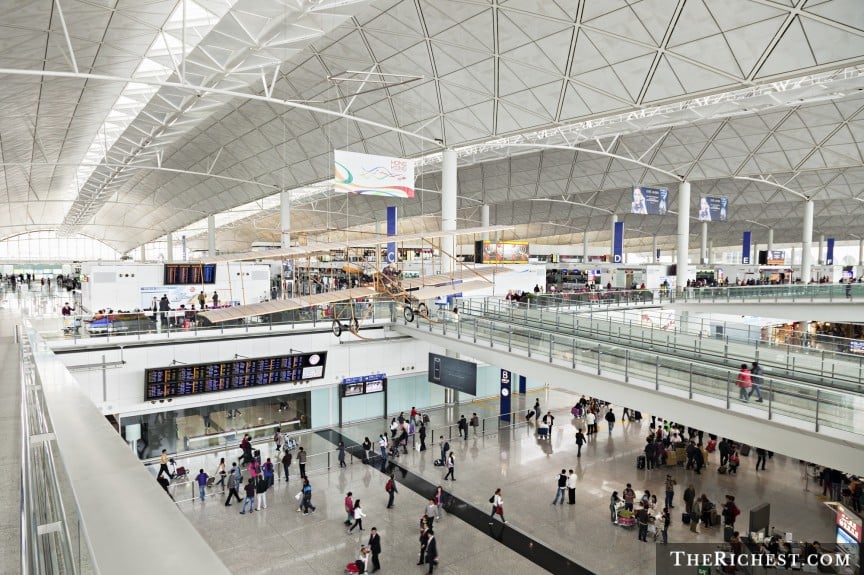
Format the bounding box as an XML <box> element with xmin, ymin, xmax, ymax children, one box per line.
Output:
<box><xmin>196</xmin><ymin>225</ymin><xmax>514</xmax><ymax>337</ymax></box>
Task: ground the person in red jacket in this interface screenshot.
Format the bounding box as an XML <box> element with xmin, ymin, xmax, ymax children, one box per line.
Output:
<box><xmin>736</xmin><ymin>364</ymin><xmax>752</xmax><ymax>402</ymax></box>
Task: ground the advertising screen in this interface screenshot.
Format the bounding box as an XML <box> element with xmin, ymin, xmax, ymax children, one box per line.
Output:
<box><xmin>698</xmin><ymin>196</ymin><xmax>728</xmax><ymax>222</ymax></box>
<box><xmin>145</xmin><ymin>352</ymin><xmax>326</xmax><ymax>400</ymax></box>
<box><xmin>428</xmin><ymin>353</ymin><xmax>477</xmax><ymax>395</ymax></box>
<box><xmin>164</xmin><ymin>263</ymin><xmax>216</xmax><ymax>285</ymax></box>
<box><xmin>631</xmin><ymin>186</ymin><xmax>668</xmax><ymax>215</ymax></box>
<box><xmin>850</xmin><ymin>340</ymin><xmax>864</xmax><ymax>354</ymax></box>
<box><xmin>474</xmin><ymin>240</ymin><xmax>529</xmax><ymax>264</ymax></box>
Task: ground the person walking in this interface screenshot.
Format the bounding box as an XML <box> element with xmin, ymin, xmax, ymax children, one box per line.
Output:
<box><xmin>367</xmin><ymin>527</ymin><xmax>382</xmax><ymax>573</ymax></box>
<box><xmin>756</xmin><ymin>447</ymin><xmax>767</xmax><ymax>471</ymax></box>
<box><xmin>379</xmin><ymin>434</ymin><xmax>388</xmax><ymax>461</ymax></box>
<box><xmin>552</xmin><ymin>469</ymin><xmax>567</xmax><ymax>505</ymax></box>
<box><xmin>736</xmin><ymin>363</ymin><xmax>753</xmax><ymax>402</ymax></box>
<box><xmin>424</xmin><ymin>498</ymin><xmax>438</xmax><ymax>528</ymax></box>
<box><xmin>567</xmin><ymin>469</ymin><xmax>577</xmax><ymax>504</ymax></box>
<box><xmin>240</xmin><ymin>478</ymin><xmax>256</xmax><ymax>514</ymax></box>
<box><xmin>418</xmin><ymin>521</ymin><xmax>430</xmax><ymax>566</ymax></box>
<box><xmin>605</xmin><ymin>409</ymin><xmax>616</xmax><ymax>434</ymax></box>
<box><xmin>215</xmin><ymin>457</ymin><xmax>227</xmax><ymax>491</ymax></box>
<box><xmin>443</xmin><ymin>452</ymin><xmax>455</xmax><ymax>481</ymax></box>
<box><xmin>348</xmin><ymin>500</ymin><xmax>366</xmax><ymax>533</ymax></box>
<box><xmin>457</xmin><ymin>415</ymin><xmax>468</xmax><ymax>439</ymax></box>
<box><xmin>470</xmin><ymin>413</ymin><xmax>479</xmax><ymax>435</ymax></box>
<box><xmin>610</xmin><ymin>491</ymin><xmax>621</xmax><ymax>523</ymax></box>
<box><xmin>533</xmin><ymin>398</ymin><xmax>541</xmax><ymax>421</ymax></box>
<box><xmin>749</xmin><ymin>362</ymin><xmax>764</xmax><ymax>402</ymax></box>
<box><xmin>255</xmin><ymin>474</ymin><xmax>269</xmax><ymax>510</ymax></box>
<box><xmin>439</xmin><ymin>437</ymin><xmax>449</xmax><ymax>465</ymax></box>
<box><xmin>298</xmin><ymin>447</ymin><xmax>307</xmax><ymax>478</ymax></box>
<box><xmin>338</xmin><ymin>441</ymin><xmax>347</xmax><ymax>468</ymax></box>
<box><xmin>224</xmin><ymin>467</ymin><xmax>242</xmax><ymax>506</ymax></box>
<box><xmin>362</xmin><ymin>437</ymin><xmax>373</xmax><ymax>463</ymax></box>
<box><xmin>419</xmin><ymin>423</ymin><xmax>427</xmax><ymax>451</ymax></box>
<box><xmin>586</xmin><ymin>411</ymin><xmax>596</xmax><ymax>436</ymax></box>
<box><xmin>385</xmin><ymin>474</ymin><xmax>398</xmax><ymax>508</ymax></box>
<box><xmin>262</xmin><ymin>457</ymin><xmax>274</xmax><ymax>487</ymax></box>
<box><xmin>195</xmin><ymin>469</ymin><xmax>209</xmax><ymax>502</ymax></box>
<box><xmin>434</xmin><ymin>486</ymin><xmax>445</xmax><ymax>520</ymax></box>
<box><xmin>281</xmin><ymin>450</ymin><xmax>292</xmax><ymax>481</ymax></box>
<box><xmin>661</xmin><ymin>507</ymin><xmax>671</xmax><ymax>544</ymax></box>
<box><xmin>542</xmin><ymin>411</ymin><xmax>555</xmax><ymax>428</ymax></box>
<box><xmin>575</xmin><ymin>429</ymin><xmax>586</xmax><ymax>457</ymax></box>
<box><xmin>159</xmin><ymin>449</ymin><xmax>172</xmax><ymax>478</ymax></box>
<box><xmin>301</xmin><ymin>477</ymin><xmax>316</xmax><ymax>515</ymax></box>
<box><xmin>344</xmin><ymin>492</ymin><xmax>355</xmax><ymax>525</ymax></box>
<box><xmin>425</xmin><ymin>529</ymin><xmax>438</xmax><ymax>573</ymax></box>
<box><xmin>488</xmin><ymin>488</ymin><xmax>506</xmax><ymax>524</ymax></box>
<box><xmin>664</xmin><ymin>474</ymin><xmax>676</xmax><ymax>510</ymax></box>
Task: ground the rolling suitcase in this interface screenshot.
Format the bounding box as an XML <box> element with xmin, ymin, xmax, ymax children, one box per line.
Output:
<box><xmin>682</xmin><ymin>513</ymin><xmax>691</xmax><ymax>524</ymax></box>
<box><xmin>724</xmin><ymin>525</ymin><xmax>734</xmax><ymax>542</ymax></box>
<box><xmin>433</xmin><ymin>459</ymin><xmax>444</xmax><ymax>467</ymax></box>
<box><xmin>740</xmin><ymin>444</ymin><xmax>751</xmax><ymax>456</ymax></box>
<box><xmin>525</xmin><ymin>410</ymin><xmax>535</xmax><ymax>421</ymax></box>
<box><xmin>637</xmin><ymin>455</ymin><xmax>646</xmax><ymax>469</ymax></box>
<box><xmin>717</xmin><ymin>464</ymin><xmax>727</xmax><ymax>474</ymax></box>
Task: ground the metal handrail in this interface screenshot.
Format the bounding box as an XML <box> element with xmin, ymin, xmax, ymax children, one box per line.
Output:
<box><xmin>408</xmin><ymin>314</ymin><xmax>864</xmax><ymax>439</ymax></box>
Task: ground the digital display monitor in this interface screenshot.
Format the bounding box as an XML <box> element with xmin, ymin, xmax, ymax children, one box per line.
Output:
<box><xmin>341</xmin><ymin>374</ymin><xmax>387</xmax><ymax>397</ymax></box>
<box><xmin>364</xmin><ymin>379</ymin><xmax>385</xmax><ymax>394</ymax></box>
<box><xmin>698</xmin><ymin>196</ymin><xmax>728</xmax><ymax>222</ymax></box>
<box><xmin>428</xmin><ymin>353</ymin><xmax>477</xmax><ymax>395</ymax></box>
<box><xmin>631</xmin><ymin>186</ymin><xmax>668</xmax><ymax>215</ymax></box>
<box><xmin>342</xmin><ymin>383</ymin><xmax>365</xmax><ymax>397</ymax></box>
<box><xmin>850</xmin><ymin>341</ymin><xmax>864</xmax><ymax>354</ymax></box>
<box><xmin>474</xmin><ymin>240</ymin><xmax>529</xmax><ymax>264</ymax></box>
<box><xmin>164</xmin><ymin>263</ymin><xmax>217</xmax><ymax>285</ymax></box>
<box><xmin>145</xmin><ymin>352</ymin><xmax>326</xmax><ymax>400</ymax></box>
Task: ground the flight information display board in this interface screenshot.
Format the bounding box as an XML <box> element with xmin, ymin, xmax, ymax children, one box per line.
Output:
<box><xmin>145</xmin><ymin>352</ymin><xmax>327</xmax><ymax>400</ymax></box>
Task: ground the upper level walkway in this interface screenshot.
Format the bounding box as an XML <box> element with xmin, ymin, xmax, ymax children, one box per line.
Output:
<box><xmin>458</xmin><ymin>297</ymin><xmax>864</xmax><ymax>394</ymax></box>
<box><xmin>394</xmin><ymin>314</ymin><xmax>864</xmax><ymax>475</ymax></box>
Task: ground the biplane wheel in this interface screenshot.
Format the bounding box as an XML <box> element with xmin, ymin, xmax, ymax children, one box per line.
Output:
<box><xmin>417</xmin><ymin>303</ymin><xmax>429</xmax><ymax>317</ymax></box>
<box><xmin>332</xmin><ymin>320</ymin><xmax>343</xmax><ymax>337</ymax></box>
<box><xmin>403</xmin><ymin>306</ymin><xmax>415</xmax><ymax>323</ymax></box>
<box><xmin>350</xmin><ymin>317</ymin><xmax>359</xmax><ymax>334</ymax></box>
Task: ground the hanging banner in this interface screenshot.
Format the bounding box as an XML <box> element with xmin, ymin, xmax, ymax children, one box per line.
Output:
<box><xmin>334</xmin><ymin>150</ymin><xmax>415</xmax><ymax>198</ymax></box>
<box><xmin>500</xmin><ymin>369</ymin><xmax>512</xmax><ymax>423</ymax></box>
<box><xmin>631</xmin><ymin>186</ymin><xmax>669</xmax><ymax>215</ymax></box>
<box><xmin>698</xmin><ymin>196</ymin><xmax>728</xmax><ymax>222</ymax></box>
<box><xmin>826</xmin><ymin>238</ymin><xmax>835</xmax><ymax>265</ymax></box>
<box><xmin>742</xmin><ymin>231</ymin><xmax>752</xmax><ymax>264</ymax></box>
<box><xmin>386</xmin><ymin>206</ymin><xmax>397</xmax><ymax>264</ymax></box>
<box><xmin>613</xmin><ymin>221</ymin><xmax>624</xmax><ymax>263</ymax></box>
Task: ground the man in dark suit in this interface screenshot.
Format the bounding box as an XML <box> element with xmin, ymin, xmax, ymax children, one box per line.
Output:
<box><xmin>425</xmin><ymin>529</ymin><xmax>438</xmax><ymax>573</ymax></box>
<box><xmin>367</xmin><ymin>527</ymin><xmax>381</xmax><ymax>573</ymax></box>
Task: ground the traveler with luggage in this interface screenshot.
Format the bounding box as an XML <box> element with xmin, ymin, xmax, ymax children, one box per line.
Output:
<box><xmin>488</xmin><ymin>488</ymin><xmax>506</xmax><ymax>524</ymax></box>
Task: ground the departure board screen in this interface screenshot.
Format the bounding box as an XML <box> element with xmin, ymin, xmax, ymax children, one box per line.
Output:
<box><xmin>145</xmin><ymin>352</ymin><xmax>327</xmax><ymax>400</ymax></box>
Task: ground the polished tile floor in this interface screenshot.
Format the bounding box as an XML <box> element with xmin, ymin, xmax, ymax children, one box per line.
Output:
<box><xmin>176</xmin><ymin>389</ymin><xmax>842</xmax><ymax>575</ymax></box>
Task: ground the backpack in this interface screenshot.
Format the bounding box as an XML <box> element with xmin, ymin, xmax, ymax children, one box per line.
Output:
<box><xmin>385</xmin><ymin>480</ymin><xmax>393</xmax><ymax>492</ymax></box>
<box><xmin>732</xmin><ymin>504</ymin><xmax>740</xmax><ymax>518</ymax></box>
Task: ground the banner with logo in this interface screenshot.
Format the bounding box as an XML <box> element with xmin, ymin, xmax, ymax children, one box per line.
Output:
<box><xmin>500</xmin><ymin>369</ymin><xmax>512</xmax><ymax>422</ymax></box>
<box><xmin>742</xmin><ymin>231</ymin><xmax>752</xmax><ymax>264</ymax></box>
<box><xmin>613</xmin><ymin>221</ymin><xmax>624</xmax><ymax>263</ymax></box>
<box><xmin>334</xmin><ymin>150</ymin><xmax>415</xmax><ymax>198</ymax></box>
<box><xmin>826</xmin><ymin>238</ymin><xmax>835</xmax><ymax>265</ymax></box>
<box><xmin>386</xmin><ymin>206</ymin><xmax>397</xmax><ymax>264</ymax></box>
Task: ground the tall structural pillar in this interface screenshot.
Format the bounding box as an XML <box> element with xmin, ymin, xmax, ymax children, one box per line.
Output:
<box><xmin>481</xmin><ymin>204</ymin><xmax>490</xmax><ymax>240</ymax></box>
<box><xmin>676</xmin><ymin>181</ymin><xmax>691</xmax><ymax>290</ymax></box>
<box><xmin>139</xmin><ymin>246</ymin><xmax>146</xmax><ymax>262</ymax></box>
<box><xmin>166</xmin><ymin>232</ymin><xmax>174</xmax><ymax>263</ymax></box>
<box><xmin>280</xmin><ymin>190</ymin><xmax>291</xmax><ymax>249</ymax></box>
<box><xmin>700</xmin><ymin>221</ymin><xmax>708</xmax><ymax>264</ymax></box>
<box><xmin>767</xmin><ymin>228</ymin><xmax>774</xmax><ymax>253</ymax></box>
<box><xmin>859</xmin><ymin>238</ymin><xmax>864</xmax><ymax>266</ymax></box>
<box><xmin>801</xmin><ymin>200</ymin><xmax>814</xmax><ymax>283</ymax></box>
<box><xmin>708</xmin><ymin>240</ymin><xmax>714</xmax><ymax>265</ymax></box>
<box><xmin>440</xmin><ymin>149</ymin><xmax>458</xmax><ymax>274</ymax></box>
<box><xmin>610</xmin><ymin>214</ymin><xmax>618</xmax><ymax>260</ymax></box>
<box><xmin>583</xmin><ymin>232</ymin><xmax>589</xmax><ymax>263</ymax></box>
<box><xmin>207</xmin><ymin>215</ymin><xmax>216</xmax><ymax>257</ymax></box>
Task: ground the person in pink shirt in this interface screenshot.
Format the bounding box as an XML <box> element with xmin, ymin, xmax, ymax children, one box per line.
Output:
<box><xmin>736</xmin><ymin>364</ymin><xmax>752</xmax><ymax>402</ymax></box>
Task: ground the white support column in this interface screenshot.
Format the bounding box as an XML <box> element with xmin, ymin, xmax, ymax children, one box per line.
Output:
<box><xmin>481</xmin><ymin>204</ymin><xmax>490</xmax><ymax>240</ymax></box>
<box><xmin>767</xmin><ymin>228</ymin><xmax>774</xmax><ymax>253</ymax></box>
<box><xmin>280</xmin><ymin>190</ymin><xmax>291</xmax><ymax>249</ymax></box>
<box><xmin>583</xmin><ymin>232</ymin><xmax>589</xmax><ymax>263</ymax></box>
<box><xmin>139</xmin><ymin>246</ymin><xmax>146</xmax><ymax>262</ymax></box>
<box><xmin>818</xmin><ymin>234</ymin><xmax>825</xmax><ymax>265</ymax></box>
<box><xmin>166</xmin><ymin>232</ymin><xmax>174</xmax><ymax>263</ymax></box>
<box><xmin>859</xmin><ymin>238</ymin><xmax>863</xmax><ymax>266</ymax></box>
<box><xmin>610</xmin><ymin>214</ymin><xmax>618</xmax><ymax>261</ymax></box>
<box><xmin>440</xmin><ymin>149</ymin><xmax>458</xmax><ymax>274</ymax></box>
<box><xmin>700</xmin><ymin>221</ymin><xmax>708</xmax><ymax>264</ymax></box>
<box><xmin>652</xmin><ymin>236</ymin><xmax>658</xmax><ymax>264</ymax></box>
<box><xmin>708</xmin><ymin>240</ymin><xmax>714</xmax><ymax>265</ymax></box>
<box><xmin>801</xmin><ymin>200</ymin><xmax>814</xmax><ymax>283</ymax></box>
<box><xmin>207</xmin><ymin>215</ymin><xmax>216</xmax><ymax>257</ymax></box>
<box><xmin>753</xmin><ymin>243</ymin><xmax>759</xmax><ymax>266</ymax></box>
<box><xmin>676</xmin><ymin>181</ymin><xmax>691</xmax><ymax>290</ymax></box>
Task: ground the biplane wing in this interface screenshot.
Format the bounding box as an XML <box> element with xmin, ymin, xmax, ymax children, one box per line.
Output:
<box><xmin>198</xmin><ymin>225</ymin><xmax>515</xmax><ymax>264</ymax></box>
<box><xmin>409</xmin><ymin>280</ymin><xmax>492</xmax><ymax>301</ymax></box>
<box><xmin>198</xmin><ymin>287</ymin><xmax>377</xmax><ymax>323</ymax></box>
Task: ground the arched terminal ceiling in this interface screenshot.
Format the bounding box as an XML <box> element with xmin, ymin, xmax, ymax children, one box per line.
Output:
<box><xmin>0</xmin><ymin>0</ymin><xmax>863</xmax><ymax>252</ymax></box>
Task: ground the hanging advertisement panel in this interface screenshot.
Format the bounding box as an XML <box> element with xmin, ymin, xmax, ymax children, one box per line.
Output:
<box><xmin>334</xmin><ymin>150</ymin><xmax>415</xmax><ymax>198</ymax></box>
<box><xmin>475</xmin><ymin>240</ymin><xmax>529</xmax><ymax>264</ymax></box>
<box><xmin>631</xmin><ymin>186</ymin><xmax>669</xmax><ymax>215</ymax></box>
<box><xmin>698</xmin><ymin>196</ymin><xmax>728</xmax><ymax>222</ymax></box>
